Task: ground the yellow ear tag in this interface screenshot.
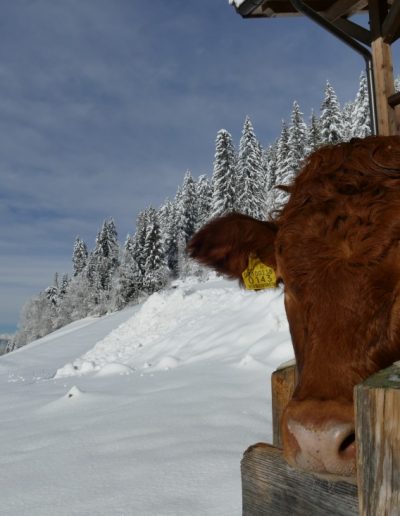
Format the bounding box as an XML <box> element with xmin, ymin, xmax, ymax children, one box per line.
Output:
<box><xmin>242</xmin><ymin>254</ymin><xmax>277</xmax><ymax>290</ymax></box>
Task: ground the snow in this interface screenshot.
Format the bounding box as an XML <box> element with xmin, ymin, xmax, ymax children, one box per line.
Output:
<box><xmin>229</xmin><ymin>0</ymin><xmax>247</xmax><ymax>7</ymax></box>
<box><xmin>0</xmin><ymin>278</ymin><xmax>293</xmax><ymax>515</ymax></box>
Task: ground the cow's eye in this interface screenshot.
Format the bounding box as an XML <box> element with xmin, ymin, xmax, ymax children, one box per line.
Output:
<box><xmin>276</xmin><ymin>276</ymin><xmax>284</xmax><ymax>286</ymax></box>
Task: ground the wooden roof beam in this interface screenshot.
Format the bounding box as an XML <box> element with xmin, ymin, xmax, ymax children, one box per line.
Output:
<box><xmin>323</xmin><ymin>0</ymin><xmax>368</xmax><ymax>22</ymax></box>
<box><xmin>382</xmin><ymin>0</ymin><xmax>400</xmax><ymax>43</ymax></box>
<box><xmin>334</xmin><ymin>17</ymin><xmax>371</xmax><ymax>45</ymax></box>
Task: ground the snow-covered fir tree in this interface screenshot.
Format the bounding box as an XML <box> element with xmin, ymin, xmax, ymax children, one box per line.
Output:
<box><xmin>142</xmin><ymin>207</ymin><xmax>169</xmax><ymax>294</ymax></box>
<box><xmin>307</xmin><ymin>111</ymin><xmax>322</xmax><ymax>153</ymax></box>
<box><xmin>59</xmin><ymin>274</ymin><xmax>70</xmax><ymax>298</ymax></box>
<box><xmin>320</xmin><ymin>81</ymin><xmax>343</xmax><ymax>144</ymax></box>
<box><xmin>352</xmin><ymin>72</ymin><xmax>371</xmax><ymax>139</ymax></box>
<box><xmin>237</xmin><ymin>117</ymin><xmax>266</xmax><ymax>220</ymax></box>
<box><xmin>131</xmin><ymin>210</ymin><xmax>149</xmax><ymax>274</ymax></box>
<box><xmin>196</xmin><ymin>175</ymin><xmax>212</xmax><ymax>228</ymax></box>
<box><xmin>57</xmin><ymin>272</ymin><xmax>92</xmax><ymax>325</ymax></box>
<box><xmin>72</xmin><ymin>237</ymin><xmax>88</xmax><ymax>277</ymax></box>
<box><xmin>341</xmin><ymin>102</ymin><xmax>355</xmax><ymax>142</ymax></box>
<box><xmin>274</xmin><ymin>121</ymin><xmax>292</xmax><ymax>210</ymax></box>
<box><xmin>176</xmin><ymin>171</ymin><xmax>197</xmax><ymax>244</ymax></box>
<box><xmin>159</xmin><ymin>199</ymin><xmax>179</xmax><ymax>275</ymax></box>
<box><xmin>84</xmin><ymin>219</ymin><xmax>120</xmax><ymax>314</ymax></box>
<box><xmin>111</xmin><ymin>235</ymin><xmax>143</xmax><ymax>310</ymax></box>
<box><xmin>211</xmin><ymin>129</ymin><xmax>237</xmax><ymax>218</ymax></box>
<box><xmin>287</xmin><ymin>101</ymin><xmax>308</xmax><ymax>175</ymax></box>
<box><xmin>263</xmin><ymin>143</ymin><xmax>279</xmax><ymax>216</ymax></box>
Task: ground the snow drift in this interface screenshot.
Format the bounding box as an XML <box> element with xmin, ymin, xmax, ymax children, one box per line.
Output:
<box><xmin>0</xmin><ymin>278</ymin><xmax>293</xmax><ymax>515</ymax></box>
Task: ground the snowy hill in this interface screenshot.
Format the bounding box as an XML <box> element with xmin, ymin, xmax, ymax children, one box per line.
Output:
<box><xmin>0</xmin><ymin>278</ymin><xmax>293</xmax><ymax>516</ymax></box>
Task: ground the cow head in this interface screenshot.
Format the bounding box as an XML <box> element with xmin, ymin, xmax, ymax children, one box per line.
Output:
<box><xmin>188</xmin><ymin>136</ymin><xmax>400</xmax><ymax>477</ymax></box>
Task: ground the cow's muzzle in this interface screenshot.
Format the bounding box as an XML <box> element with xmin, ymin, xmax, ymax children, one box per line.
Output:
<box><xmin>282</xmin><ymin>399</ymin><xmax>356</xmax><ymax>478</ymax></box>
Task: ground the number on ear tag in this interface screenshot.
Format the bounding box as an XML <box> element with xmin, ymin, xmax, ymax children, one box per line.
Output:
<box><xmin>242</xmin><ymin>254</ymin><xmax>277</xmax><ymax>290</ymax></box>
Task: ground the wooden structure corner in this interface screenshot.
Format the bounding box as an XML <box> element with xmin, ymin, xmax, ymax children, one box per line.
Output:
<box><xmin>232</xmin><ymin>0</ymin><xmax>400</xmax><ymax>136</ymax></box>
<box><xmin>241</xmin><ymin>361</ymin><xmax>400</xmax><ymax>515</ymax></box>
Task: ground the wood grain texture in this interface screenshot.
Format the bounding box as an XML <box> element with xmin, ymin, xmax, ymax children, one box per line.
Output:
<box><xmin>355</xmin><ymin>363</ymin><xmax>400</xmax><ymax>516</ymax></box>
<box><xmin>271</xmin><ymin>363</ymin><xmax>297</xmax><ymax>448</ymax></box>
<box><xmin>371</xmin><ymin>36</ymin><xmax>399</xmax><ymax>135</ymax></box>
<box><xmin>241</xmin><ymin>443</ymin><xmax>358</xmax><ymax>516</ymax></box>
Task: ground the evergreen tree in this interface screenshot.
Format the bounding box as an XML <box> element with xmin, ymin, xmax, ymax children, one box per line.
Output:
<box><xmin>274</xmin><ymin>121</ymin><xmax>292</xmax><ymax>210</ymax></box>
<box><xmin>111</xmin><ymin>236</ymin><xmax>143</xmax><ymax>309</ymax></box>
<box><xmin>142</xmin><ymin>208</ymin><xmax>169</xmax><ymax>294</ymax></box>
<box><xmin>72</xmin><ymin>237</ymin><xmax>88</xmax><ymax>277</ymax></box>
<box><xmin>287</xmin><ymin>101</ymin><xmax>308</xmax><ymax>174</ymax></box>
<box><xmin>210</xmin><ymin>129</ymin><xmax>237</xmax><ymax>218</ymax></box>
<box><xmin>307</xmin><ymin>111</ymin><xmax>322</xmax><ymax>153</ymax></box>
<box><xmin>132</xmin><ymin>210</ymin><xmax>149</xmax><ymax>274</ymax></box>
<box><xmin>353</xmin><ymin>72</ymin><xmax>371</xmax><ymax>138</ymax></box>
<box><xmin>45</xmin><ymin>273</ymin><xmax>60</xmax><ymax>310</ymax></box>
<box><xmin>159</xmin><ymin>199</ymin><xmax>179</xmax><ymax>275</ymax></box>
<box><xmin>264</xmin><ymin>143</ymin><xmax>279</xmax><ymax>216</ymax></box>
<box><xmin>342</xmin><ymin>102</ymin><xmax>355</xmax><ymax>141</ymax></box>
<box><xmin>57</xmin><ymin>272</ymin><xmax>92</xmax><ymax>325</ymax></box>
<box><xmin>92</xmin><ymin>219</ymin><xmax>120</xmax><ymax>292</ymax></box>
<box><xmin>85</xmin><ymin>251</ymin><xmax>104</xmax><ymax>311</ymax></box>
<box><xmin>320</xmin><ymin>82</ymin><xmax>343</xmax><ymax>144</ymax></box>
<box><xmin>196</xmin><ymin>175</ymin><xmax>212</xmax><ymax>228</ymax></box>
<box><xmin>59</xmin><ymin>274</ymin><xmax>70</xmax><ymax>298</ymax></box>
<box><xmin>237</xmin><ymin>117</ymin><xmax>266</xmax><ymax>220</ymax></box>
<box><xmin>143</xmin><ymin>208</ymin><xmax>165</xmax><ymax>272</ymax></box>
<box><xmin>176</xmin><ymin>171</ymin><xmax>197</xmax><ymax>244</ymax></box>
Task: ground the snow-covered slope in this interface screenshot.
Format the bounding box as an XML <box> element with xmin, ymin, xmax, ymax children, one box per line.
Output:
<box><xmin>0</xmin><ymin>278</ymin><xmax>293</xmax><ymax>516</ymax></box>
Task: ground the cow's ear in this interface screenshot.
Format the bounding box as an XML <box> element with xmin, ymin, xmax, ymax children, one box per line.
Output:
<box><xmin>187</xmin><ymin>213</ymin><xmax>278</xmax><ymax>280</ymax></box>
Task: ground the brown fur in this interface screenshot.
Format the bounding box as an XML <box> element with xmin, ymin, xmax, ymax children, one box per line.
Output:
<box><xmin>188</xmin><ymin>136</ymin><xmax>400</xmax><ymax>404</ymax></box>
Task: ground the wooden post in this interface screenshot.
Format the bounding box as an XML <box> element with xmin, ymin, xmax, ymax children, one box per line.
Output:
<box><xmin>369</xmin><ymin>0</ymin><xmax>400</xmax><ymax>136</ymax></box>
<box><xmin>271</xmin><ymin>359</ymin><xmax>297</xmax><ymax>448</ymax></box>
<box><xmin>371</xmin><ymin>37</ymin><xmax>399</xmax><ymax>135</ymax></box>
<box><xmin>241</xmin><ymin>443</ymin><xmax>358</xmax><ymax>515</ymax></box>
<box><xmin>355</xmin><ymin>362</ymin><xmax>400</xmax><ymax>516</ymax></box>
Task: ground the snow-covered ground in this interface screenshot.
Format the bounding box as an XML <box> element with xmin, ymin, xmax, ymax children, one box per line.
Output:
<box><xmin>0</xmin><ymin>278</ymin><xmax>293</xmax><ymax>516</ymax></box>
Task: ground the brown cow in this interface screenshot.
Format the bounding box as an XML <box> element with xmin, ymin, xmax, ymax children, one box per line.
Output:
<box><xmin>188</xmin><ymin>135</ymin><xmax>400</xmax><ymax>477</ymax></box>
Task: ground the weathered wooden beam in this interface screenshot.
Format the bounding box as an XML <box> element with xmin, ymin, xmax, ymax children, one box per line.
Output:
<box><xmin>369</xmin><ymin>0</ymin><xmax>400</xmax><ymax>135</ymax></box>
<box><xmin>355</xmin><ymin>362</ymin><xmax>400</xmax><ymax>516</ymax></box>
<box><xmin>371</xmin><ymin>37</ymin><xmax>399</xmax><ymax>135</ymax></box>
<box><xmin>382</xmin><ymin>0</ymin><xmax>400</xmax><ymax>44</ymax></box>
<box><xmin>333</xmin><ymin>17</ymin><xmax>371</xmax><ymax>46</ymax></box>
<box><xmin>323</xmin><ymin>0</ymin><xmax>368</xmax><ymax>22</ymax></box>
<box><xmin>241</xmin><ymin>443</ymin><xmax>358</xmax><ymax>515</ymax></box>
<box><xmin>271</xmin><ymin>359</ymin><xmax>296</xmax><ymax>448</ymax></box>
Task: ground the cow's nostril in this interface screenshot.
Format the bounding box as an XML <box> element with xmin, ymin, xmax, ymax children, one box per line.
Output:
<box><xmin>338</xmin><ymin>431</ymin><xmax>356</xmax><ymax>458</ymax></box>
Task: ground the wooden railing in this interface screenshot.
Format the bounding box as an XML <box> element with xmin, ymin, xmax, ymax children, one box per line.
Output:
<box><xmin>241</xmin><ymin>361</ymin><xmax>400</xmax><ymax>515</ymax></box>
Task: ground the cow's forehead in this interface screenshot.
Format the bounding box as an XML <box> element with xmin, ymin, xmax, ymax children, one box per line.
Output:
<box><xmin>274</xmin><ymin>136</ymin><xmax>400</xmax><ymax>284</ymax></box>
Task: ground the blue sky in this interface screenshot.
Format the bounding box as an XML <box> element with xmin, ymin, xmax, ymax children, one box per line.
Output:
<box><xmin>1</xmin><ymin>0</ymin><xmax>399</xmax><ymax>333</ymax></box>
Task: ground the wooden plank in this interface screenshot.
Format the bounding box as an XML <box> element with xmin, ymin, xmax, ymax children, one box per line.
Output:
<box><xmin>241</xmin><ymin>443</ymin><xmax>358</xmax><ymax>515</ymax></box>
<box><xmin>323</xmin><ymin>0</ymin><xmax>368</xmax><ymax>22</ymax></box>
<box><xmin>271</xmin><ymin>360</ymin><xmax>297</xmax><ymax>448</ymax></box>
<box><xmin>382</xmin><ymin>0</ymin><xmax>400</xmax><ymax>44</ymax></box>
<box><xmin>355</xmin><ymin>363</ymin><xmax>400</xmax><ymax>516</ymax></box>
